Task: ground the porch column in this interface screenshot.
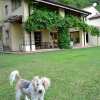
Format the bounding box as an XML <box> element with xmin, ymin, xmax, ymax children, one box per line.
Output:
<box><xmin>24</xmin><ymin>32</ymin><xmax>31</xmax><ymax>51</ymax></box>
<box><xmin>80</xmin><ymin>31</ymin><xmax>84</xmax><ymax>47</ymax></box>
<box><xmin>59</xmin><ymin>8</ymin><xmax>65</xmax><ymax>18</ymax></box>
<box><xmin>31</xmin><ymin>32</ymin><xmax>35</xmax><ymax>51</ymax></box>
<box><xmin>22</xmin><ymin>1</ymin><xmax>31</xmax><ymax>52</ymax></box>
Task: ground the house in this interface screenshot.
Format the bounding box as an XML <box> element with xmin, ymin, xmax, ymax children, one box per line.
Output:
<box><xmin>83</xmin><ymin>4</ymin><xmax>100</xmax><ymax>46</ymax></box>
<box><xmin>0</xmin><ymin>0</ymin><xmax>90</xmax><ymax>52</ymax></box>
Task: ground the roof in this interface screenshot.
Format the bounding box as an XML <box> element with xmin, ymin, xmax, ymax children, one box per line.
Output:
<box><xmin>83</xmin><ymin>6</ymin><xmax>99</xmax><ymax>14</ymax></box>
<box><xmin>89</xmin><ymin>13</ymin><xmax>100</xmax><ymax>20</ymax></box>
<box><xmin>35</xmin><ymin>0</ymin><xmax>90</xmax><ymax>16</ymax></box>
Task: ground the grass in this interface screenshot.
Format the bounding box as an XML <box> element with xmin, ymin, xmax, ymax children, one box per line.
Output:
<box><xmin>0</xmin><ymin>47</ymin><xmax>100</xmax><ymax>100</ymax></box>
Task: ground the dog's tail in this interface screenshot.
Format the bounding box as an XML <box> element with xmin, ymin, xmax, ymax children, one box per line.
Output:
<box><xmin>9</xmin><ymin>70</ymin><xmax>21</xmax><ymax>86</ymax></box>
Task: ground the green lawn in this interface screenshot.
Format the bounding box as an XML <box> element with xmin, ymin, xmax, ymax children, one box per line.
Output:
<box><xmin>0</xmin><ymin>47</ymin><xmax>100</xmax><ymax>100</ymax></box>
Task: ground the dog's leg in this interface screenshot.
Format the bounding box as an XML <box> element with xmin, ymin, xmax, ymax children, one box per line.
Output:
<box><xmin>31</xmin><ymin>95</ymin><xmax>38</xmax><ymax>100</ymax></box>
<box><xmin>25</xmin><ymin>95</ymin><xmax>30</xmax><ymax>100</ymax></box>
<box><xmin>16</xmin><ymin>89</ymin><xmax>22</xmax><ymax>100</ymax></box>
<box><xmin>39</xmin><ymin>94</ymin><xmax>45</xmax><ymax>100</ymax></box>
<box><xmin>39</xmin><ymin>96</ymin><xmax>44</xmax><ymax>100</ymax></box>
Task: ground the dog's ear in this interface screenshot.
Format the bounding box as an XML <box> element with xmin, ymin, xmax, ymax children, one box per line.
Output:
<box><xmin>41</xmin><ymin>77</ymin><xmax>51</xmax><ymax>90</ymax></box>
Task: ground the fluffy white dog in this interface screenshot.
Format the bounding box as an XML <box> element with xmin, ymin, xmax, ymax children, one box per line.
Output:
<box><xmin>9</xmin><ymin>70</ymin><xmax>51</xmax><ymax>100</ymax></box>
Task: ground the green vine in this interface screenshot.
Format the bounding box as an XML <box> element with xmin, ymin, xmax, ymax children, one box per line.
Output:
<box><xmin>58</xmin><ymin>27</ymin><xmax>70</xmax><ymax>49</ymax></box>
<box><xmin>90</xmin><ymin>26</ymin><xmax>100</xmax><ymax>36</ymax></box>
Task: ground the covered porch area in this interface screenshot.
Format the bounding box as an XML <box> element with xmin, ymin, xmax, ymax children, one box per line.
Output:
<box><xmin>70</xmin><ymin>28</ymin><xmax>88</xmax><ymax>48</ymax></box>
<box><xmin>34</xmin><ymin>30</ymin><xmax>58</xmax><ymax>49</ymax></box>
<box><xmin>23</xmin><ymin>30</ymin><xmax>59</xmax><ymax>52</ymax></box>
<box><xmin>23</xmin><ymin>28</ymin><xmax>88</xmax><ymax>52</ymax></box>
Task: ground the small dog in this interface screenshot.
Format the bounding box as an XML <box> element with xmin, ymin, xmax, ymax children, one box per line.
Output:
<box><xmin>9</xmin><ymin>70</ymin><xmax>51</xmax><ymax>100</ymax></box>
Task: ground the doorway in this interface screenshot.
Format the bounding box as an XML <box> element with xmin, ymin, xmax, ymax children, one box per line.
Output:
<box><xmin>34</xmin><ymin>32</ymin><xmax>42</xmax><ymax>49</ymax></box>
<box><xmin>86</xmin><ymin>33</ymin><xmax>89</xmax><ymax>43</ymax></box>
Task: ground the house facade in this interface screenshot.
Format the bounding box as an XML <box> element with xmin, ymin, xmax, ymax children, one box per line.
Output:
<box><xmin>0</xmin><ymin>0</ymin><xmax>90</xmax><ymax>52</ymax></box>
<box><xmin>83</xmin><ymin>5</ymin><xmax>100</xmax><ymax>46</ymax></box>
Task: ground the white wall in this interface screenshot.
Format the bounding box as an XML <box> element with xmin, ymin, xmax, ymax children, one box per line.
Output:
<box><xmin>88</xmin><ymin>34</ymin><xmax>100</xmax><ymax>46</ymax></box>
<box><xmin>84</xmin><ymin>6</ymin><xmax>100</xmax><ymax>46</ymax></box>
<box><xmin>0</xmin><ymin>0</ymin><xmax>5</xmax><ymax>26</ymax></box>
<box><xmin>83</xmin><ymin>6</ymin><xmax>99</xmax><ymax>19</ymax></box>
<box><xmin>87</xmin><ymin>18</ymin><xmax>100</xmax><ymax>27</ymax></box>
<box><xmin>2</xmin><ymin>23</ymin><xmax>12</xmax><ymax>49</ymax></box>
<box><xmin>2</xmin><ymin>0</ymin><xmax>30</xmax><ymax>51</ymax></box>
<box><xmin>3</xmin><ymin>0</ymin><xmax>23</xmax><ymax>19</ymax></box>
<box><xmin>10</xmin><ymin>23</ymin><xmax>24</xmax><ymax>51</ymax></box>
<box><xmin>42</xmin><ymin>30</ymin><xmax>49</xmax><ymax>42</ymax></box>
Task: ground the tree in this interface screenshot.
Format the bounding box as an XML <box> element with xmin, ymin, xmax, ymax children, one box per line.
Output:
<box><xmin>58</xmin><ymin>0</ymin><xmax>100</xmax><ymax>10</ymax></box>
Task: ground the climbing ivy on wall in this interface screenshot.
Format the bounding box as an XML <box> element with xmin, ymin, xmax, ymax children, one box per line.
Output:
<box><xmin>24</xmin><ymin>5</ymin><xmax>99</xmax><ymax>49</ymax></box>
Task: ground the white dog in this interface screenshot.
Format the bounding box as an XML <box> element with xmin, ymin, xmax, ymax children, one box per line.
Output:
<box><xmin>9</xmin><ymin>70</ymin><xmax>51</xmax><ymax>100</ymax></box>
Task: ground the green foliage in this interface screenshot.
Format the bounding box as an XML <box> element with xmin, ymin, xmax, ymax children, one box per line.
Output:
<box><xmin>58</xmin><ymin>0</ymin><xmax>89</xmax><ymax>8</ymax></box>
<box><xmin>25</xmin><ymin>0</ymin><xmax>100</xmax><ymax>11</ymax></box>
<box><xmin>58</xmin><ymin>0</ymin><xmax>100</xmax><ymax>11</ymax></box>
<box><xmin>25</xmin><ymin>9</ymin><xmax>61</xmax><ymax>32</ymax></box>
<box><xmin>90</xmin><ymin>26</ymin><xmax>100</xmax><ymax>36</ymax></box>
<box><xmin>58</xmin><ymin>27</ymin><xmax>70</xmax><ymax>49</ymax></box>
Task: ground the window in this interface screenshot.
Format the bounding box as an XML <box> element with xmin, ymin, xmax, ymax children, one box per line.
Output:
<box><xmin>12</xmin><ymin>0</ymin><xmax>21</xmax><ymax>11</ymax></box>
<box><xmin>5</xmin><ymin>5</ymin><xmax>8</xmax><ymax>15</ymax></box>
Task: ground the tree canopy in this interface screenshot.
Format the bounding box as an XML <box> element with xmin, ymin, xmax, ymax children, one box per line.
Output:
<box><xmin>58</xmin><ymin>0</ymin><xmax>100</xmax><ymax>11</ymax></box>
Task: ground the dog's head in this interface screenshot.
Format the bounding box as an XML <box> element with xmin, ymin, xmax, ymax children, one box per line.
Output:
<box><xmin>32</xmin><ymin>76</ymin><xmax>51</xmax><ymax>94</ymax></box>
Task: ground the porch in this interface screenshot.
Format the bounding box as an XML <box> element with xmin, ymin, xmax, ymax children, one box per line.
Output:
<box><xmin>70</xmin><ymin>28</ymin><xmax>88</xmax><ymax>48</ymax></box>
<box><xmin>20</xmin><ymin>30</ymin><xmax>58</xmax><ymax>52</ymax></box>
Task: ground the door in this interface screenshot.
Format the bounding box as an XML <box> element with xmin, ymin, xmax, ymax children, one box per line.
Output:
<box><xmin>86</xmin><ymin>33</ymin><xmax>89</xmax><ymax>43</ymax></box>
<box><xmin>34</xmin><ymin>32</ymin><xmax>42</xmax><ymax>49</ymax></box>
